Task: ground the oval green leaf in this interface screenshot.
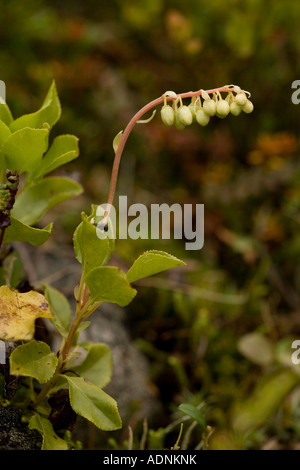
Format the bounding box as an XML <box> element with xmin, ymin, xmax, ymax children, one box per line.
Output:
<box><xmin>126</xmin><ymin>250</ymin><xmax>186</xmax><ymax>283</ymax></box>
<box><xmin>63</xmin><ymin>376</ymin><xmax>122</xmax><ymax>431</ymax></box>
<box><xmin>12</xmin><ymin>176</ymin><xmax>82</xmax><ymax>225</ymax></box>
<box><xmin>44</xmin><ymin>284</ymin><xmax>72</xmax><ymax>338</ymax></box>
<box><xmin>232</xmin><ymin>368</ymin><xmax>300</xmax><ymax>434</ymax></box>
<box><xmin>178</xmin><ymin>403</ymin><xmax>206</xmax><ymax>429</ymax></box>
<box><xmin>73</xmin><ymin>342</ymin><xmax>112</xmax><ymax>388</ymax></box>
<box><xmin>3</xmin><ymin>217</ymin><xmax>53</xmax><ymax>246</ymax></box>
<box><xmin>29</xmin><ymin>414</ymin><xmax>68</xmax><ymax>450</ymax></box>
<box><xmin>84</xmin><ymin>266</ymin><xmax>137</xmax><ymax>306</ymax></box>
<box><xmin>10</xmin><ymin>340</ymin><xmax>58</xmax><ymax>383</ymax></box>
<box><xmin>0</xmin><ymin>103</ymin><xmax>13</xmax><ymax>125</ymax></box>
<box><xmin>31</xmin><ymin>134</ymin><xmax>79</xmax><ymax>180</ymax></box>
<box><xmin>73</xmin><ymin>211</ymin><xmax>113</xmax><ymax>274</ymax></box>
<box><xmin>3</xmin><ymin>126</ymin><xmax>49</xmax><ymax>173</ymax></box>
<box><xmin>0</xmin><ymin>120</ymin><xmax>11</xmax><ymax>145</ymax></box>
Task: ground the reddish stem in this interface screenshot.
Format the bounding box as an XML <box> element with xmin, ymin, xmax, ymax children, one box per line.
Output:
<box><xmin>102</xmin><ymin>85</ymin><xmax>235</xmax><ymax>225</ymax></box>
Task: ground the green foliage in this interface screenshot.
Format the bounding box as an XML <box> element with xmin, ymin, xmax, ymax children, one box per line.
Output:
<box><xmin>85</xmin><ymin>266</ymin><xmax>137</xmax><ymax>306</ymax></box>
<box><xmin>0</xmin><ymin>105</ymin><xmax>13</xmax><ymax>126</ymax></box>
<box><xmin>1</xmin><ymin>1</ymin><xmax>300</xmax><ymax>448</ymax></box>
<box><xmin>62</xmin><ymin>376</ymin><xmax>122</xmax><ymax>431</ymax></box>
<box><xmin>9</xmin><ymin>81</ymin><xmax>60</xmax><ymax>132</ymax></box>
<box><xmin>0</xmin><ymin>81</ymin><xmax>82</xmax><ymax>248</ymax></box>
<box><xmin>10</xmin><ymin>341</ymin><xmax>58</xmax><ymax>383</ymax></box>
<box><xmin>232</xmin><ymin>369</ymin><xmax>300</xmax><ymax>434</ymax></box>
<box><xmin>73</xmin><ymin>210</ymin><xmax>114</xmax><ymax>272</ymax></box>
<box><xmin>44</xmin><ymin>285</ymin><xmax>72</xmax><ymax>337</ymax></box>
<box><xmin>3</xmin><ymin>217</ymin><xmax>53</xmax><ymax>246</ymax></box>
<box><xmin>0</xmin><ymin>250</ymin><xmax>25</xmax><ymax>288</ymax></box>
<box><xmin>237</xmin><ymin>332</ymin><xmax>274</xmax><ymax>367</ymax></box>
<box><xmin>12</xmin><ymin>177</ymin><xmax>82</xmax><ymax>226</ymax></box>
<box><xmin>72</xmin><ymin>342</ymin><xmax>112</xmax><ymax>388</ymax></box>
<box><xmin>28</xmin><ymin>415</ymin><xmax>68</xmax><ymax>450</ymax></box>
<box><xmin>31</xmin><ymin>134</ymin><xmax>79</xmax><ymax>179</ymax></box>
<box><xmin>126</xmin><ymin>250</ymin><xmax>186</xmax><ymax>283</ymax></box>
<box><xmin>3</xmin><ymin>126</ymin><xmax>49</xmax><ymax>173</ymax></box>
<box><xmin>178</xmin><ymin>404</ymin><xmax>206</xmax><ymax>429</ymax></box>
<box><xmin>0</xmin><ymin>82</ymin><xmax>187</xmax><ymax>450</ymax></box>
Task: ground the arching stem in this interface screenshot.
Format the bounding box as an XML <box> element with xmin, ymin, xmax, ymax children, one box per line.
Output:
<box><xmin>102</xmin><ymin>85</ymin><xmax>234</xmax><ymax>227</ymax></box>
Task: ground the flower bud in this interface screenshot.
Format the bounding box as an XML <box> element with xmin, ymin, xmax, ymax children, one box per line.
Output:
<box><xmin>230</xmin><ymin>101</ymin><xmax>242</xmax><ymax>116</ymax></box>
<box><xmin>216</xmin><ymin>99</ymin><xmax>230</xmax><ymax>118</ymax></box>
<box><xmin>178</xmin><ymin>105</ymin><xmax>193</xmax><ymax>126</ymax></box>
<box><xmin>160</xmin><ymin>105</ymin><xmax>175</xmax><ymax>126</ymax></box>
<box><xmin>196</xmin><ymin>109</ymin><xmax>210</xmax><ymax>126</ymax></box>
<box><xmin>235</xmin><ymin>92</ymin><xmax>247</xmax><ymax>106</ymax></box>
<box><xmin>188</xmin><ymin>102</ymin><xmax>196</xmax><ymax>120</ymax></box>
<box><xmin>174</xmin><ymin>110</ymin><xmax>186</xmax><ymax>130</ymax></box>
<box><xmin>203</xmin><ymin>100</ymin><xmax>217</xmax><ymax>116</ymax></box>
<box><xmin>242</xmin><ymin>99</ymin><xmax>254</xmax><ymax>114</ymax></box>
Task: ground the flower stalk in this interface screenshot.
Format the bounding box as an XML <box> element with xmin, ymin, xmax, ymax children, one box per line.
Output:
<box><xmin>102</xmin><ymin>85</ymin><xmax>252</xmax><ymax>227</ymax></box>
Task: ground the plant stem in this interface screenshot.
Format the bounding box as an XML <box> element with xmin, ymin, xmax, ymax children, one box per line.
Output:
<box><xmin>33</xmin><ymin>276</ymin><xmax>90</xmax><ymax>408</ymax></box>
<box><xmin>60</xmin><ymin>311</ymin><xmax>83</xmax><ymax>363</ymax></box>
<box><xmin>33</xmin><ymin>315</ymin><xmax>83</xmax><ymax>408</ymax></box>
<box><xmin>32</xmin><ymin>367</ymin><xmax>62</xmax><ymax>408</ymax></box>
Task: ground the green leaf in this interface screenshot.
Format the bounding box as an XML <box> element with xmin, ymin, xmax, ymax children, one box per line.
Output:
<box><xmin>85</xmin><ymin>266</ymin><xmax>137</xmax><ymax>306</ymax></box>
<box><xmin>237</xmin><ymin>332</ymin><xmax>274</xmax><ymax>367</ymax></box>
<box><xmin>3</xmin><ymin>217</ymin><xmax>53</xmax><ymax>246</ymax></box>
<box><xmin>0</xmin><ymin>151</ymin><xmax>5</xmax><ymax>178</ymax></box>
<box><xmin>77</xmin><ymin>321</ymin><xmax>91</xmax><ymax>332</ymax></box>
<box><xmin>63</xmin><ymin>375</ymin><xmax>122</xmax><ymax>431</ymax></box>
<box><xmin>178</xmin><ymin>403</ymin><xmax>206</xmax><ymax>429</ymax></box>
<box><xmin>73</xmin><ymin>211</ymin><xmax>113</xmax><ymax>275</ymax></box>
<box><xmin>10</xmin><ymin>81</ymin><xmax>61</xmax><ymax>132</ymax></box>
<box><xmin>0</xmin><ymin>104</ymin><xmax>13</xmax><ymax>126</ymax></box>
<box><xmin>44</xmin><ymin>284</ymin><xmax>72</xmax><ymax>338</ymax></box>
<box><xmin>2</xmin><ymin>126</ymin><xmax>49</xmax><ymax>173</ymax></box>
<box><xmin>126</xmin><ymin>250</ymin><xmax>186</xmax><ymax>283</ymax></box>
<box><xmin>0</xmin><ymin>120</ymin><xmax>11</xmax><ymax>146</ymax></box>
<box><xmin>10</xmin><ymin>340</ymin><xmax>58</xmax><ymax>383</ymax></box>
<box><xmin>209</xmin><ymin>430</ymin><xmax>246</xmax><ymax>451</ymax></box>
<box><xmin>0</xmin><ymin>250</ymin><xmax>26</xmax><ymax>288</ymax></box>
<box><xmin>31</xmin><ymin>134</ymin><xmax>79</xmax><ymax>179</ymax></box>
<box><xmin>12</xmin><ymin>176</ymin><xmax>83</xmax><ymax>225</ymax></box>
<box><xmin>28</xmin><ymin>415</ymin><xmax>68</xmax><ymax>450</ymax></box>
<box><xmin>232</xmin><ymin>368</ymin><xmax>300</xmax><ymax>434</ymax></box>
<box><xmin>73</xmin><ymin>342</ymin><xmax>112</xmax><ymax>388</ymax></box>
<box><xmin>112</xmin><ymin>130</ymin><xmax>123</xmax><ymax>153</ymax></box>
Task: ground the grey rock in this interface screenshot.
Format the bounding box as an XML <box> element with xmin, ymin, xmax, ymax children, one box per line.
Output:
<box><xmin>0</xmin><ymin>405</ymin><xmax>40</xmax><ymax>450</ymax></box>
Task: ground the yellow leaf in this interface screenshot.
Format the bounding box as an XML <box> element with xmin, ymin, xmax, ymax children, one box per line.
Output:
<box><xmin>0</xmin><ymin>286</ymin><xmax>53</xmax><ymax>341</ymax></box>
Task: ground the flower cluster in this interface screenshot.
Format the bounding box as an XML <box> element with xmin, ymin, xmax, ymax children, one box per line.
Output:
<box><xmin>160</xmin><ymin>86</ymin><xmax>253</xmax><ymax>129</ymax></box>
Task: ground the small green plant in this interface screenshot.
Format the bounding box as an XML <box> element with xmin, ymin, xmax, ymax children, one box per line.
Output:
<box><xmin>107</xmin><ymin>403</ymin><xmax>211</xmax><ymax>451</ymax></box>
<box><xmin>0</xmin><ymin>82</ymin><xmax>253</xmax><ymax>449</ymax></box>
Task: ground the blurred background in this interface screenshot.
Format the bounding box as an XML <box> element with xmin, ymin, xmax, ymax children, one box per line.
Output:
<box><xmin>2</xmin><ymin>0</ymin><xmax>300</xmax><ymax>449</ymax></box>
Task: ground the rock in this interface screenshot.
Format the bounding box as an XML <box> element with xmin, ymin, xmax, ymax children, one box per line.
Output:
<box><xmin>0</xmin><ymin>405</ymin><xmax>40</xmax><ymax>450</ymax></box>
